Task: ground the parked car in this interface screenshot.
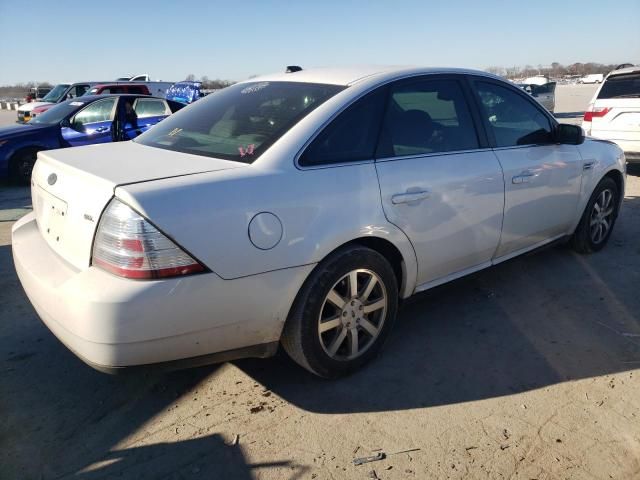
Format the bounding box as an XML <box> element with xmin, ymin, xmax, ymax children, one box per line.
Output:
<box><xmin>85</xmin><ymin>83</ymin><xmax>151</xmax><ymax>96</ymax></box>
<box><xmin>1</xmin><ymin>94</ymin><xmax>183</xmax><ymax>182</ymax></box>
<box><xmin>578</xmin><ymin>74</ymin><xmax>604</xmax><ymax>84</ymax></box>
<box><xmin>17</xmin><ymin>82</ymin><xmax>101</xmax><ymax>123</ymax></box>
<box><xmin>24</xmin><ymin>85</ymin><xmax>52</xmax><ymax>103</ymax></box>
<box><xmin>29</xmin><ymin>82</ymin><xmax>151</xmax><ymax>120</ymax></box>
<box><xmin>583</xmin><ymin>65</ymin><xmax>640</xmax><ymax>163</ymax></box>
<box><xmin>12</xmin><ymin>67</ymin><xmax>625</xmax><ymax>378</ymax></box>
<box><xmin>516</xmin><ymin>80</ymin><xmax>556</xmax><ymax>112</ymax></box>
<box><xmin>116</xmin><ymin>74</ymin><xmax>151</xmax><ymax>81</ymax></box>
<box><xmin>166</xmin><ymin>81</ymin><xmax>204</xmax><ymax>104</ymax></box>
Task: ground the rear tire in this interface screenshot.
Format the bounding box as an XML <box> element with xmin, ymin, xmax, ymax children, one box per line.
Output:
<box><xmin>281</xmin><ymin>245</ymin><xmax>399</xmax><ymax>378</ymax></box>
<box><xmin>9</xmin><ymin>148</ymin><xmax>40</xmax><ymax>185</ymax></box>
<box><xmin>571</xmin><ymin>177</ymin><xmax>619</xmax><ymax>254</ymax></box>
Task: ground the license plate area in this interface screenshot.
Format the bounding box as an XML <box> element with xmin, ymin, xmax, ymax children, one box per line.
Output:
<box><xmin>37</xmin><ymin>186</ymin><xmax>68</xmax><ymax>243</ymax></box>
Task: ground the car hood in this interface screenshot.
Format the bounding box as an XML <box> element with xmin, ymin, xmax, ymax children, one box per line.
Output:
<box><xmin>18</xmin><ymin>101</ymin><xmax>53</xmax><ymax>112</ymax></box>
<box><xmin>0</xmin><ymin>123</ymin><xmax>51</xmax><ymax>139</ymax></box>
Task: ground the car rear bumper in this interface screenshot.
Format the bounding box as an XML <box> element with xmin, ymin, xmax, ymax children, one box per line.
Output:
<box><xmin>590</xmin><ymin>136</ymin><xmax>640</xmax><ymax>163</ymax></box>
<box><xmin>12</xmin><ymin>213</ymin><xmax>313</xmax><ymax>371</ymax></box>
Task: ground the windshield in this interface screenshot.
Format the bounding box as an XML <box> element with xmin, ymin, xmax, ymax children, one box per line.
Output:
<box><xmin>597</xmin><ymin>74</ymin><xmax>640</xmax><ymax>99</ymax></box>
<box><xmin>135</xmin><ymin>81</ymin><xmax>344</xmax><ymax>163</ymax></box>
<box><xmin>30</xmin><ymin>99</ymin><xmax>85</xmax><ymax>125</ymax></box>
<box><xmin>42</xmin><ymin>84</ymin><xmax>71</xmax><ymax>103</ymax></box>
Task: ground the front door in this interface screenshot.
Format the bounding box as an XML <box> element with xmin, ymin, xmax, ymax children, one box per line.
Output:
<box><xmin>470</xmin><ymin>79</ymin><xmax>583</xmax><ymax>258</ymax></box>
<box><xmin>375</xmin><ymin>77</ymin><xmax>505</xmax><ymax>286</ymax></box>
<box><xmin>61</xmin><ymin>97</ymin><xmax>117</xmax><ymax>146</ymax></box>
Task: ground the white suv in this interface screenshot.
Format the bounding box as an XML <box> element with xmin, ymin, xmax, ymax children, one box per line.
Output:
<box><xmin>583</xmin><ymin>66</ymin><xmax>640</xmax><ymax>163</ymax></box>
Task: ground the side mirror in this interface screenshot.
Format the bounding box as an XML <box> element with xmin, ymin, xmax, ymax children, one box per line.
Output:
<box><xmin>60</xmin><ymin>118</ymin><xmax>71</xmax><ymax>128</ymax></box>
<box><xmin>555</xmin><ymin>123</ymin><xmax>585</xmax><ymax>145</ymax></box>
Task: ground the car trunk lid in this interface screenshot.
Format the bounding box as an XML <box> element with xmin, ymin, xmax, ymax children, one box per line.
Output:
<box><xmin>31</xmin><ymin>141</ymin><xmax>244</xmax><ymax>270</ymax></box>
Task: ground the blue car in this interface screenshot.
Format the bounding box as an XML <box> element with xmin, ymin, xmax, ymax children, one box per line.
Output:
<box><xmin>1</xmin><ymin>94</ymin><xmax>184</xmax><ymax>183</ymax></box>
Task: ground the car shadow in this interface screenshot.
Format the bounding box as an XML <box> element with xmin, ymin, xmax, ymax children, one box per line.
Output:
<box><xmin>2</xmin><ymin>191</ymin><xmax>639</xmax><ymax>478</ymax></box>
<box><xmin>236</xmin><ymin>194</ymin><xmax>640</xmax><ymax>413</ymax></box>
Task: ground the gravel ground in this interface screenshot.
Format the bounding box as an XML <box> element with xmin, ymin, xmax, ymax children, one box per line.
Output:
<box><xmin>1</xmin><ymin>85</ymin><xmax>639</xmax><ymax>480</ymax></box>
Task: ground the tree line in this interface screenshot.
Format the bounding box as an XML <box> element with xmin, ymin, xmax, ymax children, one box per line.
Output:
<box><xmin>486</xmin><ymin>62</ymin><xmax>630</xmax><ymax>79</ymax></box>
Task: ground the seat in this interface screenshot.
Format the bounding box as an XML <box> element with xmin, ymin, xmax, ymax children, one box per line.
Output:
<box><xmin>390</xmin><ymin>109</ymin><xmax>435</xmax><ymax>156</ymax></box>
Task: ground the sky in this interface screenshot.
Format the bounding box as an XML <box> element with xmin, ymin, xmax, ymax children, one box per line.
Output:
<box><xmin>0</xmin><ymin>0</ymin><xmax>638</xmax><ymax>85</ymax></box>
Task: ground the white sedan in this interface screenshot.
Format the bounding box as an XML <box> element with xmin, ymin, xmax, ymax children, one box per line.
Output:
<box><xmin>12</xmin><ymin>66</ymin><xmax>626</xmax><ymax>378</ymax></box>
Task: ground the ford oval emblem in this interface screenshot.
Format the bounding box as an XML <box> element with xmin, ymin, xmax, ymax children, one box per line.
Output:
<box><xmin>47</xmin><ymin>173</ymin><xmax>57</xmax><ymax>185</ymax></box>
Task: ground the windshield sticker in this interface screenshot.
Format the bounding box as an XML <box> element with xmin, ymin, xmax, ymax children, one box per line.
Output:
<box><xmin>69</xmin><ymin>101</ymin><xmax>84</xmax><ymax>106</ymax></box>
<box><xmin>241</xmin><ymin>82</ymin><xmax>269</xmax><ymax>94</ymax></box>
<box><xmin>238</xmin><ymin>144</ymin><xmax>255</xmax><ymax>157</ymax></box>
<box><xmin>167</xmin><ymin>128</ymin><xmax>183</xmax><ymax>136</ymax></box>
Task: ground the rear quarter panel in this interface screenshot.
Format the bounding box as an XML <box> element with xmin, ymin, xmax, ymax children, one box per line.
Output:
<box><xmin>117</xmin><ymin>163</ymin><xmax>419</xmax><ymax>298</ymax></box>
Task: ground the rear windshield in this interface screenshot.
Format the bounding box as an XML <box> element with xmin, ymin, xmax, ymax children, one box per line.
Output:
<box><xmin>135</xmin><ymin>81</ymin><xmax>344</xmax><ymax>163</ymax></box>
<box><xmin>597</xmin><ymin>74</ymin><xmax>640</xmax><ymax>99</ymax></box>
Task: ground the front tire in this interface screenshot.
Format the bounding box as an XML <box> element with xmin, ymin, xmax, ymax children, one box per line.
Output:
<box><xmin>281</xmin><ymin>245</ymin><xmax>399</xmax><ymax>378</ymax></box>
<box><xmin>571</xmin><ymin>177</ymin><xmax>619</xmax><ymax>253</ymax></box>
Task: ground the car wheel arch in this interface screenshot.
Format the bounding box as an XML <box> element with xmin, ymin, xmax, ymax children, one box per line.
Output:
<box><xmin>8</xmin><ymin>145</ymin><xmax>47</xmax><ymax>183</ymax></box>
<box><xmin>603</xmin><ymin>169</ymin><xmax>624</xmax><ymax>204</ymax></box>
<box><xmin>302</xmin><ymin>234</ymin><xmax>417</xmax><ymax>302</ymax></box>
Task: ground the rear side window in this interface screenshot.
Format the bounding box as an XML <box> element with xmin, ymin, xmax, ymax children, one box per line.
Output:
<box><xmin>133</xmin><ymin>98</ymin><xmax>170</xmax><ymax>117</ymax></box>
<box><xmin>376</xmin><ymin>79</ymin><xmax>478</xmax><ymax>158</ymax></box>
<box><xmin>136</xmin><ymin>81</ymin><xmax>344</xmax><ymax>163</ymax></box>
<box><xmin>597</xmin><ymin>74</ymin><xmax>640</xmax><ymax>99</ymax></box>
<box><xmin>299</xmin><ymin>88</ymin><xmax>387</xmax><ymax>166</ymax></box>
<box><xmin>474</xmin><ymin>81</ymin><xmax>552</xmax><ymax>147</ymax></box>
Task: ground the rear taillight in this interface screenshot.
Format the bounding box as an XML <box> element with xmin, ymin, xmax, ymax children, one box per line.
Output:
<box><xmin>92</xmin><ymin>199</ymin><xmax>205</xmax><ymax>279</ymax></box>
<box><xmin>583</xmin><ymin>106</ymin><xmax>610</xmax><ymax>122</ymax></box>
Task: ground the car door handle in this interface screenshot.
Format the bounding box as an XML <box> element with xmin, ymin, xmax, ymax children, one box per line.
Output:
<box><xmin>512</xmin><ymin>171</ymin><xmax>535</xmax><ymax>184</ymax></box>
<box><xmin>95</xmin><ymin>126</ymin><xmax>109</xmax><ymax>133</ymax></box>
<box><xmin>391</xmin><ymin>190</ymin><xmax>430</xmax><ymax>205</ymax></box>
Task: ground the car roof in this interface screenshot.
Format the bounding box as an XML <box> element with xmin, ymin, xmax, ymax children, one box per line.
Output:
<box><xmin>608</xmin><ymin>66</ymin><xmax>640</xmax><ymax>77</ymax></box>
<box><xmin>243</xmin><ymin>66</ymin><xmax>501</xmax><ymax>86</ymax></box>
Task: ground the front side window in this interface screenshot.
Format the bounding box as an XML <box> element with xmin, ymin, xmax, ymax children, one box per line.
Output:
<box><xmin>475</xmin><ymin>81</ymin><xmax>552</xmax><ymax>147</ymax></box>
<box><xmin>66</xmin><ymin>85</ymin><xmax>90</xmax><ymax>99</ymax></box>
<box><xmin>597</xmin><ymin>74</ymin><xmax>640</xmax><ymax>99</ymax></box>
<box><xmin>299</xmin><ymin>88</ymin><xmax>387</xmax><ymax>166</ymax></box>
<box><xmin>72</xmin><ymin>97</ymin><xmax>116</xmax><ymax>128</ymax></box>
<box><xmin>136</xmin><ymin>81</ymin><xmax>343</xmax><ymax>163</ymax></box>
<box><xmin>133</xmin><ymin>98</ymin><xmax>170</xmax><ymax>117</ymax></box>
<box><xmin>377</xmin><ymin>79</ymin><xmax>479</xmax><ymax>158</ymax></box>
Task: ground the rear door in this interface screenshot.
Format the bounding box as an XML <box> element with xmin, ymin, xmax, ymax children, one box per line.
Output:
<box><xmin>469</xmin><ymin>78</ymin><xmax>583</xmax><ymax>258</ymax></box>
<box><xmin>120</xmin><ymin>97</ymin><xmax>172</xmax><ymax>140</ymax></box>
<box><xmin>61</xmin><ymin>97</ymin><xmax>118</xmax><ymax>146</ymax></box>
<box><xmin>374</xmin><ymin>76</ymin><xmax>505</xmax><ymax>286</ymax></box>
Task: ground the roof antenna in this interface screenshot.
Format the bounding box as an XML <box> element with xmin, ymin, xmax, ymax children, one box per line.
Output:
<box><xmin>286</xmin><ymin>65</ymin><xmax>303</xmax><ymax>73</ymax></box>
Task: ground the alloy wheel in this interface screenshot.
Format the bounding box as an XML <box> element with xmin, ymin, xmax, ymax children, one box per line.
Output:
<box><xmin>318</xmin><ymin>269</ymin><xmax>387</xmax><ymax>361</ymax></box>
<box><xmin>589</xmin><ymin>188</ymin><xmax>615</xmax><ymax>244</ymax></box>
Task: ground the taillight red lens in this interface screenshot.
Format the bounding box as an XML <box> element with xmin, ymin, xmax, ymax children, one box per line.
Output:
<box><xmin>92</xmin><ymin>199</ymin><xmax>205</xmax><ymax>279</ymax></box>
<box><xmin>583</xmin><ymin>107</ymin><xmax>610</xmax><ymax>122</ymax></box>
